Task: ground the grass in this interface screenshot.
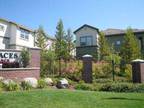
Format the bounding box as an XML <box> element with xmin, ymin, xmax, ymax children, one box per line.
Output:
<box><xmin>0</xmin><ymin>89</ymin><xmax>144</xmax><ymax>108</ymax></box>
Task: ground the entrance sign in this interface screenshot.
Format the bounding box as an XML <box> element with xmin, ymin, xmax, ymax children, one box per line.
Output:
<box><xmin>0</xmin><ymin>51</ymin><xmax>20</xmax><ymax>62</ymax></box>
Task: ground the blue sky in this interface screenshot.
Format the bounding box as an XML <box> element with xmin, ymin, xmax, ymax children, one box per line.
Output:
<box><xmin>0</xmin><ymin>0</ymin><xmax>144</xmax><ymax>36</ymax></box>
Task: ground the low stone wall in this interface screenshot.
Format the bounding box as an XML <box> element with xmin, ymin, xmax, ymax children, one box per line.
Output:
<box><xmin>0</xmin><ymin>68</ymin><xmax>40</xmax><ymax>81</ymax></box>
<box><xmin>0</xmin><ymin>47</ymin><xmax>41</xmax><ymax>80</ymax></box>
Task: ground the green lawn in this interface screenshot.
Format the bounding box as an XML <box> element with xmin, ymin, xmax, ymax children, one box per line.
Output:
<box><xmin>0</xmin><ymin>89</ymin><xmax>144</xmax><ymax>108</ymax></box>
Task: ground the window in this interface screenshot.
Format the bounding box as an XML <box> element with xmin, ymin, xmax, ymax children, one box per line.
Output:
<box><xmin>0</xmin><ymin>25</ymin><xmax>4</xmax><ymax>32</ymax></box>
<box><xmin>20</xmin><ymin>29</ymin><xmax>29</xmax><ymax>40</ymax></box>
<box><xmin>116</xmin><ymin>41</ymin><xmax>121</xmax><ymax>45</ymax></box>
<box><xmin>80</xmin><ymin>36</ymin><xmax>92</xmax><ymax>46</ymax></box>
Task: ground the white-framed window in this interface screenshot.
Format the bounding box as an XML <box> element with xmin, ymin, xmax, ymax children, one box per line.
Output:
<box><xmin>20</xmin><ymin>29</ymin><xmax>29</xmax><ymax>40</ymax></box>
<box><xmin>116</xmin><ymin>41</ymin><xmax>121</xmax><ymax>45</ymax></box>
<box><xmin>0</xmin><ymin>25</ymin><xmax>4</xmax><ymax>32</ymax></box>
<box><xmin>80</xmin><ymin>36</ymin><xmax>93</xmax><ymax>46</ymax></box>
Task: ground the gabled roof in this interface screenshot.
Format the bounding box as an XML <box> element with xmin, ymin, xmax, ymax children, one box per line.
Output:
<box><xmin>103</xmin><ymin>28</ymin><xmax>144</xmax><ymax>36</ymax></box>
<box><xmin>0</xmin><ymin>17</ymin><xmax>34</xmax><ymax>32</ymax></box>
<box><xmin>74</xmin><ymin>24</ymin><xmax>99</xmax><ymax>34</ymax></box>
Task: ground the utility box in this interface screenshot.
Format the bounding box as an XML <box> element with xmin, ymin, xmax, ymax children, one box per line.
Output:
<box><xmin>131</xmin><ymin>59</ymin><xmax>144</xmax><ymax>83</ymax></box>
<box><xmin>82</xmin><ymin>54</ymin><xmax>93</xmax><ymax>83</ymax></box>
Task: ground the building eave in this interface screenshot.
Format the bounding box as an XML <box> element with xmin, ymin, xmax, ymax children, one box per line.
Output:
<box><xmin>74</xmin><ymin>24</ymin><xmax>99</xmax><ymax>34</ymax></box>
<box><xmin>0</xmin><ymin>17</ymin><xmax>34</xmax><ymax>32</ymax></box>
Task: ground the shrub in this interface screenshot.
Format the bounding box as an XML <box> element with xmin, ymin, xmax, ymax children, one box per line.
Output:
<box><xmin>75</xmin><ymin>83</ymin><xmax>94</xmax><ymax>91</ymax></box>
<box><xmin>75</xmin><ymin>82</ymin><xmax>144</xmax><ymax>93</ymax></box>
<box><xmin>75</xmin><ymin>83</ymin><xmax>101</xmax><ymax>91</ymax></box>
<box><xmin>94</xmin><ymin>78</ymin><xmax>112</xmax><ymax>83</ymax></box>
<box><xmin>3</xmin><ymin>81</ymin><xmax>20</xmax><ymax>91</ymax></box>
<box><xmin>100</xmin><ymin>83</ymin><xmax>134</xmax><ymax>92</ymax></box>
<box><xmin>125</xmin><ymin>64</ymin><xmax>132</xmax><ymax>81</ymax></box>
<box><xmin>93</xmin><ymin>62</ymin><xmax>112</xmax><ymax>78</ymax></box>
<box><xmin>0</xmin><ymin>81</ymin><xmax>3</xmax><ymax>91</ymax></box>
<box><xmin>38</xmin><ymin>79</ymin><xmax>47</xmax><ymax>88</ymax></box>
<box><xmin>62</xmin><ymin>60</ymin><xmax>83</xmax><ymax>82</ymax></box>
<box><xmin>66</xmin><ymin>78</ymin><xmax>77</xmax><ymax>86</ymax></box>
<box><xmin>20</xmin><ymin>48</ymin><xmax>30</xmax><ymax>68</ymax></box>
<box><xmin>129</xmin><ymin>84</ymin><xmax>144</xmax><ymax>93</ymax></box>
<box><xmin>21</xmin><ymin>81</ymin><xmax>32</xmax><ymax>90</ymax></box>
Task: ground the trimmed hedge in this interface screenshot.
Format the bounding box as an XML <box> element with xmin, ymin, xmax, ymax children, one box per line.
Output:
<box><xmin>75</xmin><ymin>82</ymin><xmax>144</xmax><ymax>93</ymax></box>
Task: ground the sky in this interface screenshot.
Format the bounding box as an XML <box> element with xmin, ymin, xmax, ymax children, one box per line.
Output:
<box><xmin>0</xmin><ymin>0</ymin><xmax>144</xmax><ymax>37</ymax></box>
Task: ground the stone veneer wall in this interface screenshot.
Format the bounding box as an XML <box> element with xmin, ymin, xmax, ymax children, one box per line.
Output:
<box><xmin>29</xmin><ymin>48</ymin><xmax>41</xmax><ymax>67</ymax></box>
<box><xmin>0</xmin><ymin>47</ymin><xmax>41</xmax><ymax>80</ymax></box>
<box><xmin>0</xmin><ymin>68</ymin><xmax>40</xmax><ymax>81</ymax></box>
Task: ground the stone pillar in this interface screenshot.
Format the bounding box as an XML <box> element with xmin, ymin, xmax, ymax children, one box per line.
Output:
<box><xmin>29</xmin><ymin>47</ymin><xmax>41</xmax><ymax>67</ymax></box>
<box><xmin>131</xmin><ymin>59</ymin><xmax>144</xmax><ymax>83</ymax></box>
<box><xmin>82</xmin><ymin>54</ymin><xmax>93</xmax><ymax>83</ymax></box>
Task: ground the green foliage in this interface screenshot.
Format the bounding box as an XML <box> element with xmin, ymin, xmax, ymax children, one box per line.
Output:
<box><xmin>75</xmin><ymin>83</ymin><xmax>94</xmax><ymax>91</ymax></box>
<box><xmin>3</xmin><ymin>82</ymin><xmax>20</xmax><ymax>91</ymax></box>
<box><xmin>94</xmin><ymin>78</ymin><xmax>113</xmax><ymax>83</ymax></box>
<box><xmin>40</xmin><ymin>50</ymin><xmax>58</xmax><ymax>77</ymax></box>
<box><xmin>35</xmin><ymin>26</ymin><xmax>47</xmax><ymax>49</ymax></box>
<box><xmin>0</xmin><ymin>81</ymin><xmax>3</xmax><ymax>91</ymax></box>
<box><xmin>65</xmin><ymin>28</ymin><xmax>74</xmax><ymax>59</ymax></box>
<box><xmin>100</xmin><ymin>83</ymin><xmax>133</xmax><ymax>92</ymax></box>
<box><xmin>74</xmin><ymin>82</ymin><xmax>144</xmax><ymax>93</ymax></box>
<box><xmin>98</xmin><ymin>32</ymin><xmax>110</xmax><ymax>60</ymax></box>
<box><xmin>21</xmin><ymin>81</ymin><xmax>32</xmax><ymax>90</ymax></box>
<box><xmin>20</xmin><ymin>48</ymin><xmax>30</xmax><ymax>68</ymax></box>
<box><xmin>124</xmin><ymin>64</ymin><xmax>132</xmax><ymax>80</ymax></box>
<box><xmin>93</xmin><ymin>62</ymin><xmax>112</xmax><ymax>78</ymax></box>
<box><xmin>63</xmin><ymin>60</ymin><xmax>82</xmax><ymax>82</ymax></box>
<box><xmin>104</xmin><ymin>53</ymin><xmax>121</xmax><ymax>65</ymax></box>
<box><xmin>35</xmin><ymin>26</ymin><xmax>58</xmax><ymax>77</ymax></box>
<box><xmin>120</xmin><ymin>27</ymin><xmax>141</xmax><ymax>63</ymax></box>
<box><xmin>36</xmin><ymin>26</ymin><xmax>49</xmax><ymax>77</ymax></box>
<box><xmin>38</xmin><ymin>79</ymin><xmax>47</xmax><ymax>88</ymax></box>
<box><xmin>130</xmin><ymin>84</ymin><xmax>144</xmax><ymax>93</ymax></box>
<box><xmin>55</xmin><ymin>19</ymin><xmax>67</xmax><ymax>76</ymax></box>
<box><xmin>55</xmin><ymin>19</ymin><xmax>65</xmax><ymax>59</ymax></box>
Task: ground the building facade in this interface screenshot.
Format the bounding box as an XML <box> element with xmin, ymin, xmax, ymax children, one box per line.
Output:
<box><xmin>0</xmin><ymin>18</ymin><xmax>55</xmax><ymax>50</ymax></box>
<box><xmin>103</xmin><ymin>28</ymin><xmax>144</xmax><ymax>53</ymax></box>
<box><xmin>0</xmin><ymin>18</ymin><xmax>35</xmax><ymax>50</ymax></box>
<box><xmin>74</xmin><ymin>24</ymin><xmax>144</xmax><ymax>59</ymax></box>
<box><xmin>74</xmin><ymin>24</ymin><xmax>99</xmax><ymax>58</ymax></box>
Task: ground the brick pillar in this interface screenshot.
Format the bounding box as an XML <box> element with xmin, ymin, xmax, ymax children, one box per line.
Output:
<box><xmin>82</xmin><ymin>54</ymin><xmax>93</xmax><ymax>83</ymax></box>
<box><xmin>29</xmin><ymin>47</ymin><xmax>41</xmax><ymax>67</ymax></box>
<box><xmin>131</xmin><ymin>59</ymin><xmax>144</xmax><ymax>83</ymax></box>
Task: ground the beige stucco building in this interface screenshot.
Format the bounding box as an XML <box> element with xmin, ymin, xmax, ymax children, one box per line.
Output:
<box><xmin>0</xmin><ymin>18</ymin><xmax>35</xmax><ymax>50</ymax></box>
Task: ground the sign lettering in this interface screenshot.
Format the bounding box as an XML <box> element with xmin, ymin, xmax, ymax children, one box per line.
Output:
<box><xmin>0</xmin><ymin>51</ymin><xmax>20</xmax><ymax>62</ymax></box>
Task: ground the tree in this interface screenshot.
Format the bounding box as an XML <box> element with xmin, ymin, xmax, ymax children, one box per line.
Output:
<box><xmin>35</xmin><ymin>26</ymin><xmax>47</xmax><ymax>50</ymax></box>
<box><xmin>20</xmin><ymin>48</ymin><xmax>30</xmax><ymax>68</ymax></box>
<box><xmin>65</xmin><ymin>28</ymin><xmax>74</xmax><ymax>60</ymax></box>
<box><xmin>55</xmin><ymin>19</ymin><xmax>66</xmax><ymax>76</ymax></box>
<box><xmin>120</xmin><ymin>27</ymin><xmax>141</xmax><ymax>63</ymax></box>
<box><xmin>98</xmin><ymin>32</ymin><xmax>110</xmax><ymax>61</ymax></box>
<box><xmin>35</xmin><ymin>26</ymin><xmax>49</xmax><ymax>77</ymax></box>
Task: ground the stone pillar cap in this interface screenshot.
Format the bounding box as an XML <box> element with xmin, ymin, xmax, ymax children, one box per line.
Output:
<box><xmin>132</xmin><ymin>59</ymin><xmax>144</xmax><ymax>62</ymax></box>
<box><xmin>82</xmin><ymin>54</ymin><xmax>93</xmax><ymax>58</ymax></box>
